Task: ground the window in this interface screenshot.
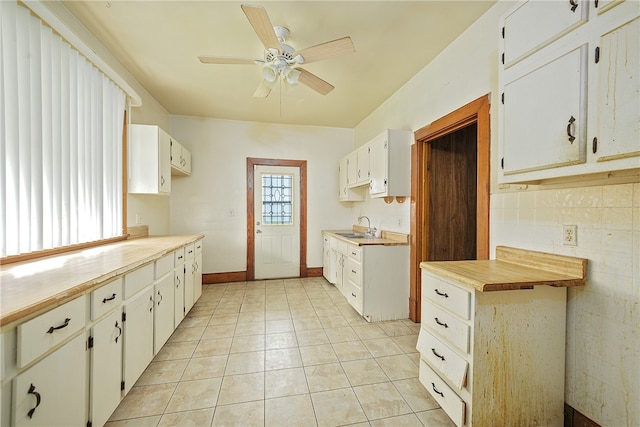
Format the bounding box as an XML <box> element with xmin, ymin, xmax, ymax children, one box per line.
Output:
<box><xmin>1</xmin><ymin>1</ymin><xmax>126</xmax><ymax>259</ymax></box>
<box><xmin>261</xmin><ymin>174</ymin><xmax>293</xmax><ymax>225</ymax></box>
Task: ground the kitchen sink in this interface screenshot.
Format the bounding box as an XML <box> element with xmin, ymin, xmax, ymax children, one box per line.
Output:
<box><xmin>335</xmin><ymin>232</ymin><xmax>368</xmax><ymax>238</ymax></box>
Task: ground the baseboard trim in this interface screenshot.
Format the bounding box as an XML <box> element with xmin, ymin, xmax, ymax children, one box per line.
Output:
<box><xmin>203</xmin><ymin>268</ymin><xmax>323</xmax><ymax>284</ymax></box>
<box><xmin>564</xmin><ymin>403</ymin><xmax>601</xmax><ymax>427</ymax></box>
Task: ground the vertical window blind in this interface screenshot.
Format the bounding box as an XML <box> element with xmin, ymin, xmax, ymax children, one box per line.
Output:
<box><xmin>1</xmin><ymin>0</ymin><xmax>126</xmax><ymax>258</ymax></box>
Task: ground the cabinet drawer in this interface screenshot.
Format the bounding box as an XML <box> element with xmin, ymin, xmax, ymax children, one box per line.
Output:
<box><xmin>195</xmin><ymin>240</ymin><xmax>203</xmax><ymax>254</ymax></box>
<box><xmin>155</xmin><ymin>253</ymin><xmax>174</xmax><ymax>278</ymax></box>
<box><xmin>91</xmin><ymin>277</ymin><xmax>123</xmax><ymax>321</ymax></box>
<box><xmin>417</xmin><ymin>330</ymin><xmax>468</xmax><ymax>390</ymax></box>
<box><xmin>422</xmin><ymin>300</ymin><xmax>470</xmax><ymax>354</ymax></box>
<box><xmin>347</xmin><ymin>245</ymin><xmax>361</xmax><ymax>262</ymax></box>
<box><xmin>422</xmin><ymin>272</ymin><xmax>471</xmax><ymax>320</ymax></box>
<box><xmin>17</xmin><ymin>296</ymin><xmax>86</xmax><ymax>368</ymax></box>
<box><xmin>347</xmin><ymin>281</ymin><xmax>363</xmax><ymax>314</ymax></box>
<box><xmin>185</xmin><ymin>243</ymin><xmax>195</xmax><ymax>259</ymax></box>
<box><xmin>174</xmin><ymin>247</ymin><xmax>185</xmax><ymax>265</ymax></box>
<box><xmin>123</xmin><ymin>263</ymin><xmax>154</xmax><ymax>299</ymax></box>
<box><xmin>347</xmin><ymin>258</ymin><xmax>362</xmax><ymax>285</ymax></box>
<box><xmin>419</xmin><ymin>359</ymin><xmax>466</xmax><ymax>427</ymax></box>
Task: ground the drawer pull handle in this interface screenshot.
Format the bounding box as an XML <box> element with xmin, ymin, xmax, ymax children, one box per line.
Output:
<box><xmin>46</xmin><ymin>318</ymin><xmax>71</xmax><ymax>334</ymax></box>
<box><xmin>351</xmin><ymin>252</ymin><xmax>357</xmax><ymax>256</ymax></box>
<box><xmin>351</xmin><ymin>270</ymin><xmax>357</xmax><ymax>274</ymax></box>
<box><xmin>27</xmin><ymin>384</ymin><xmax>41</xmax><ymax>418</ymax></box>
<box><xmin>102</xmin><ymin>293</ymin><xmax>117</xmax><ymax>303</ymax></box>
<box><xmin>431</xmin><ymin>382</ymin><xmax>444</xmax><ymax>398</ymax></box>
<box><xmin>431</xmin><ymin>348</ymin><xmax>445</xmax><ymax>361</ymax></box>
<box><xmin>178</xmin><ymin>255</ymin><xmax>183</xmax><ymax>260</ymax></box>
<box><xmin>434</xmin><ymin>289</ymin><xmax>449</xmax><ymax>298</ymax></box>
<box><xmin>567</xmin><ymin>115</ymin><xmax>576</xmax><ymax>143</ymax></box>
<box><xmin>115</xmin><ymin>321</ymin><xmax>122</xmax><ymax>343</ymax></box>
<box><xmin>352</xmin><ymin>292</ymin><xmax>356</xmax><ymax>297</ymax></box>
<box><xmin>434</xmin><ymin>317</ymin><xmax>449</xmax><ymax>328</ymax></box>
<box><xmin>568</xmin><ymin>0</ymin><xmax>578</xmax><ymax>12</ymax></box>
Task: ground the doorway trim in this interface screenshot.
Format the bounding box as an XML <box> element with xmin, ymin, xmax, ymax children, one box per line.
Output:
<box><xmin>247</xmin><ymin>157</ymin><xmax>307</xmax><ymax>281</ymax></box>
<box><xmin>409</xmin><ymin>94</ymin><xmax>491</xmax><ymax>321</ymax></box>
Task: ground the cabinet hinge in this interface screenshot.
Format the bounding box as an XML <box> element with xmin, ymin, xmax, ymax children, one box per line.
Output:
<box><xmin>87</xmin><ymin>421</ymin><xmax>92</xmax><ymax>427</ymax></box>
<box><xmin>501</xmin><ymin>157</ymin><xmax>504</xmax><ymax>169</ymax></box>
<box><xmin>501</xmin><ymin>93</ymin><xmax>504</xmax><ymax>104</ymax></box>
<box><xmin>595</xmin><ymin>46</ymin><xmax>600</xmax><ymax>63</ymax></box>
<box><xmin>122</xmin><ymin>312</ymin><xmax>127</xmax><ymax>322</ymax></box>
<box><xmin>501</xmin><ymin>26</ymin><xmax>505</xmax><ymax>38</ymax></box>
<box><xmin>592</xmin><ymin>137</ymin><xmax>598</xmax><ymax>154</ymax></box>
<box><xmin>501</xmin><ymin>52</ymin><xmax>504</xmax><ymax>65</ymax></box>
<box><xmin>87</xmin><ymin>336</ymin><xmax>94</xmax><ymax>349</ymax></box>
<box><xmin>595</xmin><ymin>0</ymin><xmax>599</xmax><ymax>7</ymax></box>
<box><xmin>384</xmin><ymin>179</ymin><xmax>388</xmax><ymax>187</ymax></box>
<box><xmin>121</xmin><ymin>381</ymin><xmax>125</xmax><ymax>391</ymax></box>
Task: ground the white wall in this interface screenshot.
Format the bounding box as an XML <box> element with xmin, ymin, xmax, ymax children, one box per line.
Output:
<box><xmin>352</xmin><ymin>1</ymin><xmax>638</xmax><ymax>425</ymax></box>
<box><xmin>168</xmin><ymin>116</ymin><xmax>354</xmax><ymax>274</ymax></box>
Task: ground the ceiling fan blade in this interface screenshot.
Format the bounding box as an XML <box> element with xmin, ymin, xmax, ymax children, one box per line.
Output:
<box><xmin>296</xmin><ymin>68</ymin><xmax>334</xmax><ymax>95</ymax></box>
<box><xmin>240</xmin><ymin>4</ymin><xmax>281</xmax><ymax>51</ymax></box>
<box><xmin>198</xmin><ymin>56</ymin><xmax>259</xmax><ymax>65</ymax></box>
<box><xmin>295</xmin><ymin>37</ymin><xmax>355</xmax><ymax>64</ymax></box>
<box><xmin>253</xmin><ymin>80</ymin><xmax>272</xmax><ymax>98</ymax></box>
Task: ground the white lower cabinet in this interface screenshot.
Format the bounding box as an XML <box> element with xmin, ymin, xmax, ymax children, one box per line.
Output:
<box><xmin>2</xmin><ymin>239</ymin><xmax>204</xmax><ymax>426</ymax></box>
<box><xmin>153</xmin><ymin>273</ymin><xmax>175</xmax><ymax>354</ymax></box>
<box><xmin>122</xmin><ymin>287</ymin><xmax>154</xmax><ymax>395</ymax></box>
<box><xmin>417</xmin><ymin>269</ymin><xmax>567</xmax><ymax>426</ymax></box>
<box><xmin>89</xmin><ymin>309</ymin><xmax>123</xmax><ymax>427</ymax></box>
<box><xmin>12</xmin><ymin>334</ymin><xmax>87</xmax><ymax>426</ymax></box>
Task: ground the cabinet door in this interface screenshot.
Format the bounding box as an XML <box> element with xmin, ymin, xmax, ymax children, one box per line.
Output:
<box><xmin>122</xmin><ymin>287</ymin><xmax>154</xmax><ymax>394</ymax></box>
<box><xmin>356</xmin><ymin>145</ymin><xmax>370</xmax><ymax>185</ymax></box>
<box><xmin>368</xmin><ymin>135</ymin><xmax>387</xmax><ymax>196</ymax></box>
<box><xmin>170</xmin><ymin>138</ymin><xmax>182</xmax><ymax>170</ymax></box>
<box><xmin>502</xmin><ymin>0</ymin><xmax>588</xmax><ymax>67</ymax></box>
<box><xmin>154</xmin><ymin>273</ymin><xmax>175</xmax><ymax>354</ymax></box>
<box><xmin>182</xmin><ymin>148</ymin><xmax>192</xmax><ymax>175</ymax></box>
<box><xmin>184</xmin><ymin>261</ymin><xmax>195</xmax><ymax>314</ymax></box>
<box><xmin>346</xmin><ymin>151</ymin><xmax>358</xmax><ymax>187</ymax></box>
<box><xmin>13</xmin><ymin>334</ymin><xmax>86</xmax><ymax>426</ymax></box>
<box><xmin>322</xmin><ymin>236</ymin><xmax>332</xmax><ymax>282</ymax></box>
<box><xmin>338</xmin><ymin>157</ymin><xmax>348</xmax><ymax>200</ymax></box>
<box><xmin>174</xmin><ymin>264</ymin><xmax>185</xmax><ymax>328</ymax></box>
<box><xmin>502</xmin><ymin>44</ymin><xmax>587</xmax><ymax>174</ymax></box>
<box><xmin>594</xmin><ymin>16</ymin><xmax>640</xmax><ymax>161</ymax></box>
<box><xmin>158</xmin><ymin>129</ymin><xmax>171</xmax><ymax>193</ymax></box>
<box><xmin>89</xmin><ymin>309</ymin><xmax>123</xmax><ymax>427</ymax></box>
<box><xmin>194</xmin><ymin>253</ymin><xmax>203</xmax><ymax>303</ymax></box>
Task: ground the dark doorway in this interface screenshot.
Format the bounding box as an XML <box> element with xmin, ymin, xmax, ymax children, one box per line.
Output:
<box><xmin>428</xmin><ymin>123</ymin><xmax>477</xmax><ymax>261</ymax></box>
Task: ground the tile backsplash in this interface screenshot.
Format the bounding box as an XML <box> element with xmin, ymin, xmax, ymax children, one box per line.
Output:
<box><xmin>490</xmin><ymin>183</ymin><xmax>639</xmax><ymax>426</ymax></box>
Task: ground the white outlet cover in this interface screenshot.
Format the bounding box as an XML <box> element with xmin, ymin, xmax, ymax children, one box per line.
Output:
<box><xmin>563</xmin><ymin>225</ymin><xmax>577</xmax><ymax>246</ymax></box>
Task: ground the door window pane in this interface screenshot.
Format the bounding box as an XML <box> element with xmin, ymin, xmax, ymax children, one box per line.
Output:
<box><xmin>261</xmin><ymin>174</ymin><xmax>293</xmax><ymax>225</ymax></box>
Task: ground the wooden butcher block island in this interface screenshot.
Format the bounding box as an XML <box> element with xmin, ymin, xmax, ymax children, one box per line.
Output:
<box><xmin>417</xmin><ymin>246</ymin><xmax>587</xmax><ymax>427</ymax></box>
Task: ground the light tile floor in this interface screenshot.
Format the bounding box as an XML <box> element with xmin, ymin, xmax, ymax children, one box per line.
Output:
<box><xmin>106</xmin><ymin>277</ymin><xmax>455</xmax><ymax>427</ymax></box>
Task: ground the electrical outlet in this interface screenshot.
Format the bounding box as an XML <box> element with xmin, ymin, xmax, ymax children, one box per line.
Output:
<box><xmin>135</xmin><ymin>213</ymin><xmax>143</xmax><ymax>225</ymax></box>
<box><xmin>563</xmin><ymin>225</ymin><xmax>577</xmax><ymax>246</ymax></box>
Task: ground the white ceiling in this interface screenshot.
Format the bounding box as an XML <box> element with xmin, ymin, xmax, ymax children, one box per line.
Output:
<box><xmin>62</xmin><ymin>1</ymin><xmax>495</xmax><ymax>128</ymax></box>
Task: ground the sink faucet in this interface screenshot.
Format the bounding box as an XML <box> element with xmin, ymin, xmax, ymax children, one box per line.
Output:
<box><xmin>358</xmin><ymin>216</ymin><xmax>376</xmax><ymax>237</ymax></box>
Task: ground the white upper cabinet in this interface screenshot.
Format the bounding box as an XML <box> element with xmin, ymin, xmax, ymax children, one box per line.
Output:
<box><xmin>129</xmin><ymin>124</ymin><xmax>171</xmax><ymax>194</ymax></box>
<box><xmin>368</xmin><ymin>129</ymin><xmax>413</xmax><ymax>197</ymax></box>
<box><xmin>170</xmin><ymin>137</ymin><xmax>192</xmax><ymax>176</ymax></box>
<box><xmin>499</xmin><ymin>0</ymin><xmax>640</xmax><ymax>184</ymax></box>
<box><xmin>594</xmin><ymin>16</ymin><xmax>639</xmax><ymax>161</ymax></box>
<box><xmin>502</xmin><ymin>0</ymin><xmax>588</xmax><ymax>68</ymax></box>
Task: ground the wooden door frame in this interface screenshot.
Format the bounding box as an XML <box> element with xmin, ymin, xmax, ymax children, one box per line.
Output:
<box><xmin>247</xmin><ymin>157</ymin><xmax>307</xmax><ymax>281</ymax></box>
<box><xmin>409</xmin><ymin>94</ymin><xmax>490</xmax><ymax>322</ymax></box>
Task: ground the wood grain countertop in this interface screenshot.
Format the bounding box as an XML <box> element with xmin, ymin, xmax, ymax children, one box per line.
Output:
<box><xmin>420</xmin><ymin>246</ymin><xmax>587</xmax><ymax>292</ymax></box>
<box><xmin>323</xmin><ymin>226</ymin><xmax>409</xmax><ymax>246</ymax></box>
<box><xmin>0</xmin><ymin>235</ymin><xmax>204</xmax><ymax>327</ymax></box>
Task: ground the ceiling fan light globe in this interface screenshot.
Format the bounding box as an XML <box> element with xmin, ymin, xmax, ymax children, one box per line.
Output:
<box><xmin>262</xmin><ymin>64</ymin><xmax>278</xmax><ymax>82</ymax></box>
<box><xmin>284</xmin><ymin>68</ymin><xmax>301</xmax><ymax>84</ymax></box>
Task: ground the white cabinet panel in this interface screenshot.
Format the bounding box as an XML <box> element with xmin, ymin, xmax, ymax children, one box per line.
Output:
<box><xmin>503</xmin><ymin>44</ymin><xmax>587</xmax><ymax>174</ymax></box>
<box><xmin>129</xmin><ymin>124</ymin><xmax>171</xmax><ymax>195</ymax></box>
<box><xmin>502</xmin><ymin>0</ymin><xmax>588</xmax><ymax>67</ymax></box>
<box><xmin>89</xmin><ymin>309</ymin><xmax>123</xmax><ymax>427</ymax></box>
<box><xmin>122</xmin><ymin>287</ymin><xmax>154</xmax><ymax>394</ymax></box>
<box><xmin>595</xmin><ymin>16</ymin><xmax>640</xmax><ymax>161</ymax></box>
<box><xmin>12</xmin><ymin>334</ymin><xmax>86</xmax><ymax>426</ymax></box>
<box><xmin>154</xmin><ymin>273</ymin><xmax>175</xmax><ymax>354</ymax></box>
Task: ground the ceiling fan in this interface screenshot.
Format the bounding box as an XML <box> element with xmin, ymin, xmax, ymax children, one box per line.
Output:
<box><xmin>198</xmin><ymin>4</ymin><xmax>355</xmax><ymax>98</ymax></box>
